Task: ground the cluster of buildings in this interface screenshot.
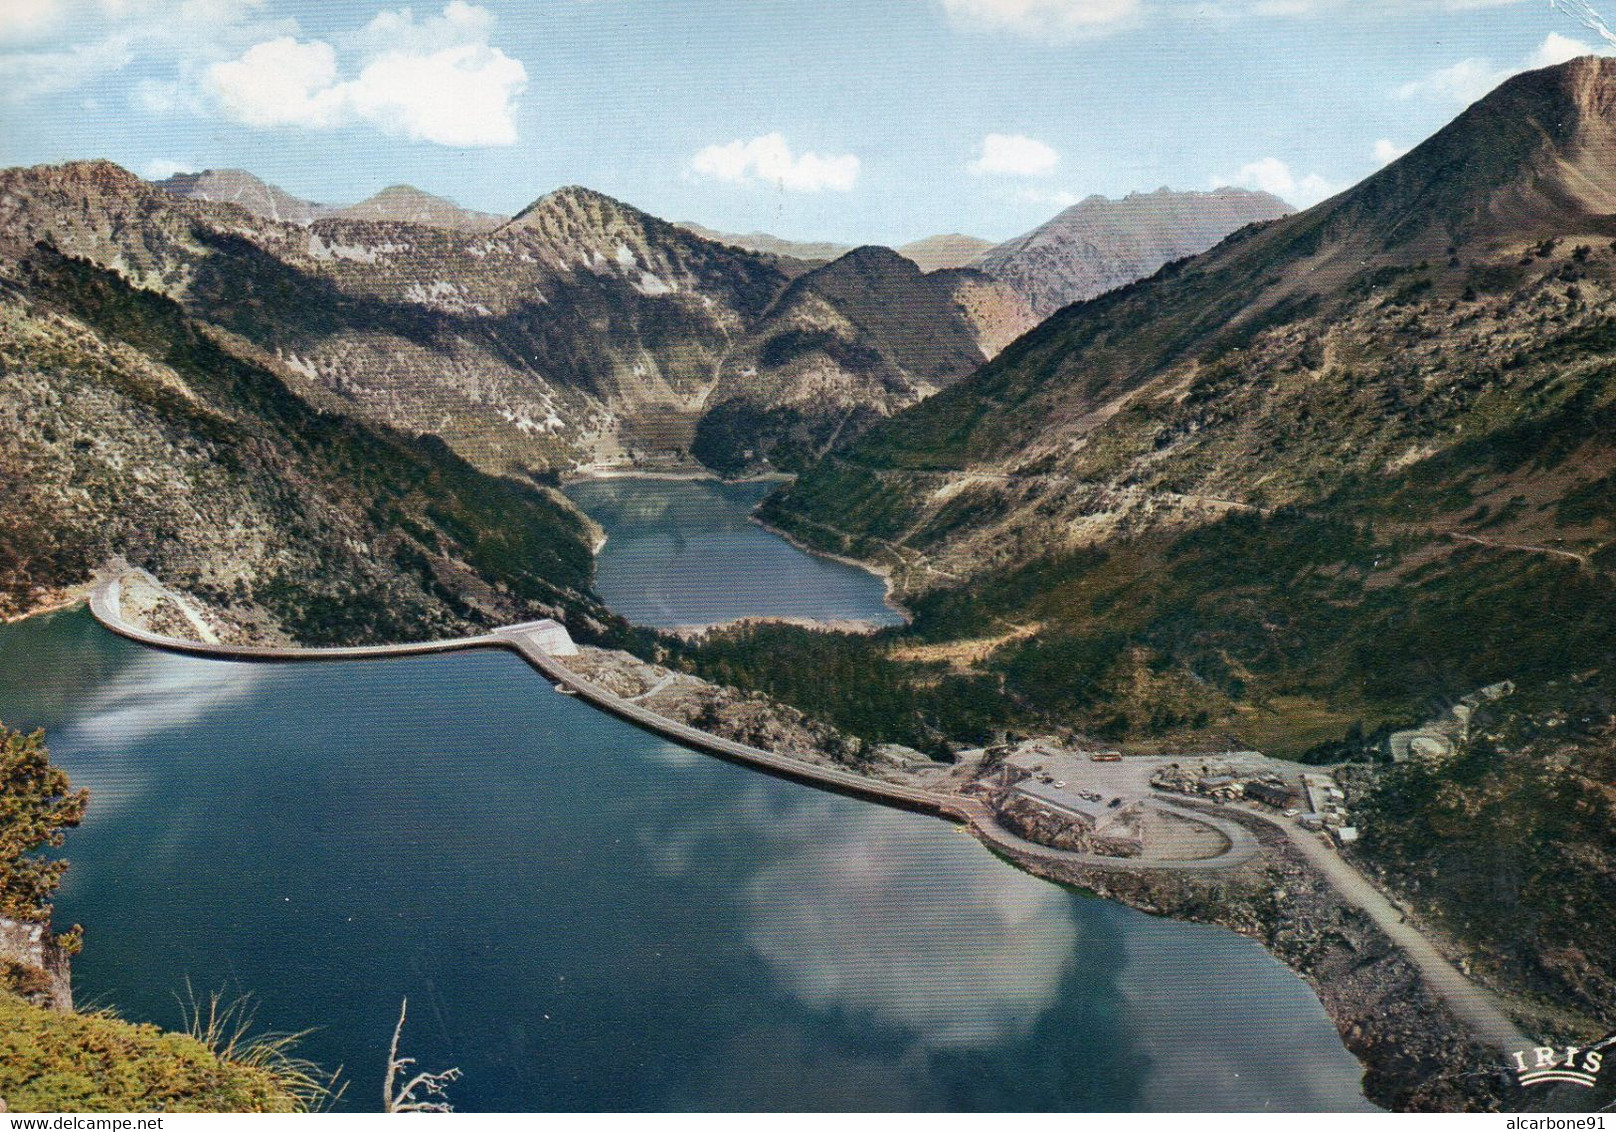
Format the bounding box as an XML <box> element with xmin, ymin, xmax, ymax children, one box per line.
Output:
<box><xmin>1149</xmin><ymin>758</ymin><xmax>1365</xmax><ymax>845</ymax></box>
<box><xmin>1299</xmin><ymin>772</ymin><xmax>1359</xmax><ymax>844</ymax></box>
<box><xmin>987</xmin><ymin>761</ymin><xmax>1146</xmax><ymax>856</ymax></box>
<box><xmin>1148</xmin><ymin>756</ymin><xmax>1277</xmax><ymax>803</ymax></box>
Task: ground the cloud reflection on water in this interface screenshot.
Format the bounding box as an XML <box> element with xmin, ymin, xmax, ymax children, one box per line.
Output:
<box><xmin>1116</xmin><ymin>927</ymin><xmax>1375</xmax><ymax>1111</ymax></box>
<box><xmin>738</xmin><ymin>796</ymin><xmax>1080</xmax><ymax>1049</ymax></box>
<box><xmin>55</xmin><ymin>652</ymin><xmax>267</xmax><ymax>815</ymax></box>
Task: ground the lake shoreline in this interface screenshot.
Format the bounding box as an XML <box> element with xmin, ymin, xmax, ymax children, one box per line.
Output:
<box><xmin>561</xmin><ymin>465</ymin><xmax>793</xmax><ymax>486</ymax></box>
<box><xmin>562</xmin><ymin>465</ymin><xmax>911</xmax><ymax>625</ymax></box>
<box><xmin>749</xmin><ymin>513</ymin><xmax>914</xmax><ymax>627</ymax></box>
<box><xmin>995</xmin><ymin>808</ymin><xmax>1520</xmax><ymax>1114</ymax></box>
<box><xmin>2</xmin><ymin>583</ymin><xmax>94</xmax><ymax>626</ymax></box>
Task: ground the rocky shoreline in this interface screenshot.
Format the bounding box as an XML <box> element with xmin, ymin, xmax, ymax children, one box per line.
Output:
<box><xmin>558</xmin><ymin>646</ymin><xmax>930</xmax><ymax>781</ymax></box>
<box><xmin>993</xmin><ymin>804</ymin><xmax>1523</xmax><ymax>1113</ymax></box>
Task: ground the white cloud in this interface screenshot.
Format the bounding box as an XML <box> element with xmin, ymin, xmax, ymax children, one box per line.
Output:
<box><xmin>203</xmin><ymin>3</ymin><xmax>527</xmax><ymax>147</ymax></box>
<box><xmin>0</xmin><ymin>0</ymin><xmax>292</xmax><ymax>103</ymax></box>
<box><xmin>1527</xmin><ymin>29</ymin><xmax>1601</xmax><ymax>66</ymax></box>
<box><xmin>743</xmin><ymin>804</ymin><xmax>1080</xmax><ymax>1049</ymax></box>
<box><xmin>0</xmin><ymin>0</ymin><xmax>65</xmax><ymax>42</ymax></box>
<box><xmin>142</xmin><ymin>157</ymin><xmax>194</xmax><ymax>179</ymax></box>
<box><xmin>940</xmin><ymin>0</ymin><xmax>1141</xmax><ymax>41</ymax></box>
<box><xmin>1395</xmin><ymin>32</ymin><xmax>1611</xmax><ymax>106</ymax></box>
<box><xmin>688</xmin><ymin>133</ymin><xmax>860</xmax><ymax>193</ymax></box>
<box><xmin>1394</xmin><ymin>56</ymin><xmax>1511</xmax><ymax>104</ymax></box>
<box><xmin>1372</xmin><ymin>138</ymin><xmax>1410</xmax><ymax>165</ymax></box>
<box><xmin>345</xmin><ymin>40</ymin><xmax>526</xmax><ymax>146</ymax></box>
<box><xmin>206</xmin><ymin>36</ymin><xmax>343</xmax><ymax>127</ymax></box>
<box><xmin>968</xmin><ymin>133</ymin><xmax>1060</xmax><ymax>177</ymax></box>
<box><xmin>353</xmin><ymin>0</ymin><xmax>491</xmax><ymax>55</ymax></box>
<box><xmin>1212</xmin><ymin>156</ymin><xmax>1339</xmax><ymax>207</ymax></box>
<box><xmin>0</xmin><ymin>33</ymin><xmax>133</xmax><ymax>102</ymax></box>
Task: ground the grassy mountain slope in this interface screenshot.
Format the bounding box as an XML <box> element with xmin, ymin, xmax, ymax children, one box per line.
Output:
<box><xmin>767</xmin><ymin>59</ymin><xmax>1616</xmax><ymax>585</ymax></box>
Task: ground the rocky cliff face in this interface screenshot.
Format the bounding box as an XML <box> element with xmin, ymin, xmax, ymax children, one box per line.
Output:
<box><xmin>975</xmin><ymin>186</ymin><xmax>1294</xmax><ymax>317</ymax></box>
<box><xmin>0</xmin><ymin>917</ymin><xmax>72</xmax><ymax>1012</ymax></box>
<box><xmin>0</xmin><ymin>242</ymin><xmax>607</xmax><ymax>645</ymax></box>
<box><xmin>3</xmin><ymin>164</ymin><xmax>1019</xmax><ymax>478</ymax></box>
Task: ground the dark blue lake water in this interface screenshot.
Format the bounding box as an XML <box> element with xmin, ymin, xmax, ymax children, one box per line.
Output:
<box><xmin>0</xmin><ymin>481</ymin><xmax>1372</xmax><ymax>1111</ymax></box>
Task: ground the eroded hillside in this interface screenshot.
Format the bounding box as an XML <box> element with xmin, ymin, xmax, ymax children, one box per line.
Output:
<box><xmin>0</xmin><ymin>245</ymin><xmax>606</xmax><ymax>645</ymax></box>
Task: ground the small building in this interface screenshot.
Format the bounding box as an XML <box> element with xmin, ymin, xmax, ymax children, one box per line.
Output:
<box><xmin>1200</xmin><ymin>775</ymin><xmax>1244</xmax><ymax>800</ymax></box>
<box><xmin>1298</xmin><ymin>812</ymin><xmax>1326</xmax><ymax>831</ymax></box>
<box><xmin>1245</xmin><ymin>780</ymin><xmax>1294</xmax><ymax>808</ymax></box>
<box><xmin>1089</xmin><ymin>750</ymin><xmax>1123</xmax><ymax>762</ymax></box>
<box><xmin>1334</xmin><ymin>826</ymin><xmax>1360</xmax><ymax>844</ymax></box>
<box><xmin>1012</xmin><ymin>780</ymin><xmax>1138</xmax><ymax>835</ymax></box>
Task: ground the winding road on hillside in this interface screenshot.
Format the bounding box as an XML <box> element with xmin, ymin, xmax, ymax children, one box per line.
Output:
<box><xmin>1233</xmin><ymin>802</ymin><xmax>1532</xmax><ymax>1055</ymax></box>
<box><xmin>1447</xmin><ymin>531</ymin><xmax>1592</xmax><ymax>567</ymax></box>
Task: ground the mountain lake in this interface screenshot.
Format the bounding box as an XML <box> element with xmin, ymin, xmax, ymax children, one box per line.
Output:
<box><xmin>0</xmin><ymin>478</ymin><xmax>1373</xmax><ymax>1111</ymax></box>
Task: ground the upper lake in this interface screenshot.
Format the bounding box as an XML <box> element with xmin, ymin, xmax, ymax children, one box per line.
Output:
<box><xmin>563</xmin><ymin>477</ymin><xmax>905</xmax><ymax>629</ymax></box>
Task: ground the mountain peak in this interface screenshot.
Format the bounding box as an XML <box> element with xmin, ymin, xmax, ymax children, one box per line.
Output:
<box><xmin>828</xmin><ymin>244</ymin><xmax>921</xmax><ymax>271</ymax></box>
<box><xmin>508</xmin><ymin>185</ymin><xmax>626</xmax><ymax>224</ymax></box>
<box><xmin>977</xmin><ymin>185</ymin><xmax>1294</xmax><ymax>316</ymax></box>
<box><xmin>33</xmin><ymin>159</ymin><xmax>149</xmax><ymax>195</ymax></box>
<box><xmin>1304</xmin><ymin>55</ymin><xmax>1616</xmax><ymax>254</ymax></box>
<box><xmin>156</xmin><ymin>168</ymin><xmax>329</xmax><ymax>225</ymax></box>
<box><xmin>334</xmin><ymin>184</ymin><xmax>503</xmax><ymax>231</ymax></box>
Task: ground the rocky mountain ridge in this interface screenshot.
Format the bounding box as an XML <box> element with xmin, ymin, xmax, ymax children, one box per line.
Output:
<box><xmin>6</xmin><ymin>164</ymin><xmax>1030</xmax><ymax>478</ymax></box>
<box><xmin>973</xmin><ymin>186</ymin><xmax>1295</xmax><ymax>317</ymax></box>
<box><xmin>333</xmin><ymin>184</ymin><xmax>504</xmax><ymax>231</ymax></box>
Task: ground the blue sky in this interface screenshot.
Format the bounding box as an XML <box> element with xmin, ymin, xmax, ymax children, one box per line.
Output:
<box><xmin>1</xmin><ymin>0</ymin><xmax>1612</xmax><ymax>244</ymax></box>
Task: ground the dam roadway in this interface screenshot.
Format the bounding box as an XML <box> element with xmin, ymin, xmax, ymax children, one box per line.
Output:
<box><xmin>87</xmin><ymin>575</ymin><xmax>1531</xmax><ymax>1055</ymax></box>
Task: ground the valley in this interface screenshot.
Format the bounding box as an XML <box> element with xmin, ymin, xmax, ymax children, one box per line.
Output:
<box><xmin>2</xmin><ymin>37</ymin><xmax>1615</xmax><ymax>1116</ymax></box>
